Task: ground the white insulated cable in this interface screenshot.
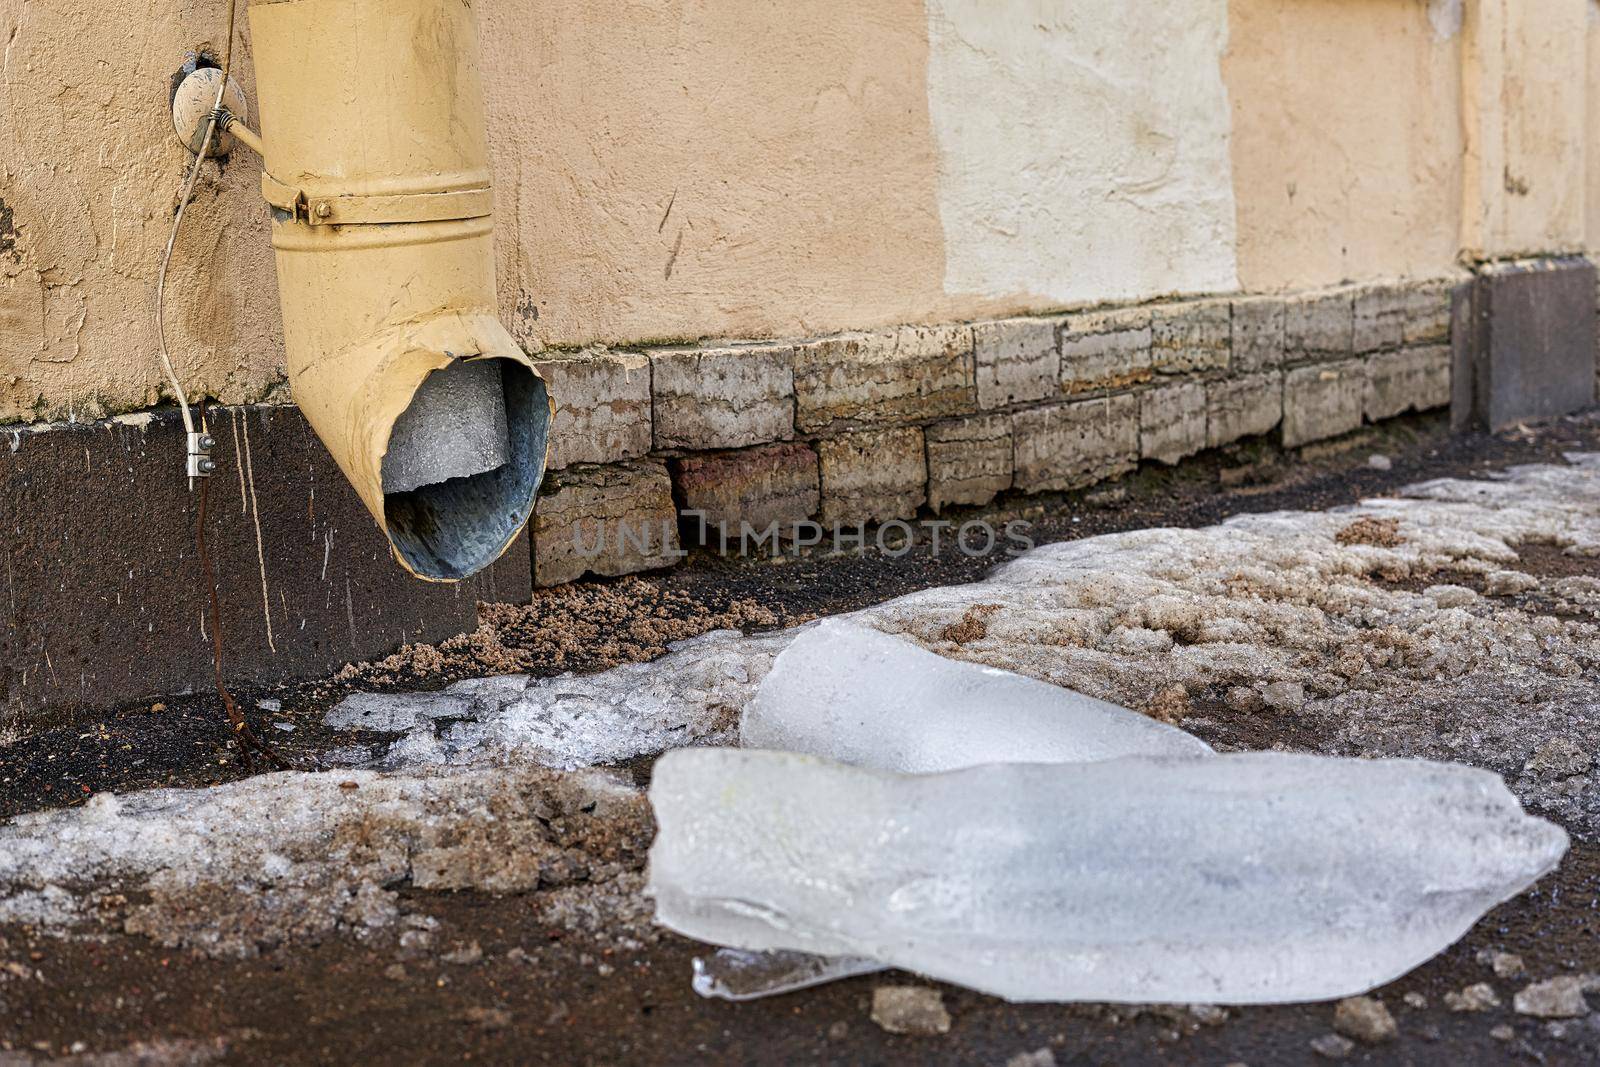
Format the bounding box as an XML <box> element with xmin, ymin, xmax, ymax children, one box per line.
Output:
<box><xmin>154</xmin><ymin>0</ymin><xmax>239</xmax><ymax>480</ymax></box>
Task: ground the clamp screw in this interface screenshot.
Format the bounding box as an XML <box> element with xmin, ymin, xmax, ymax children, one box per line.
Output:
<box><xmin>314</xmin><ymin>201</ymin><xmax>332</xmax><ymax>219</ymax></box>
<box><xmin>198</xmin><ymin>457</ymin><xmax>218</xmax><ymax>474</ymax></box>
<box><xmin>199</xmin><ymin>434</ymin><xmax>217</xmax><ymax>450</ymax></box>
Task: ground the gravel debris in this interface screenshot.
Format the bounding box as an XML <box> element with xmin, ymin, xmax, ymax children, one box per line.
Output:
<box><xmin>1332</xmin><ymin>995</ymin><xmax>1397</xmax><ymax>1044</ymax></box>
<box><xmin>1476</xmin><ymin>948</ymin><xmax>1527</xmax><ymax>978</ymax></box>
<box><xmin>1309</xmin><ymin>1032</ymin><xmax>1354</xmax><ymax>1059</ymax></box>
<box><xmin>1513</xmin><ymin>975</ymin><xmax>1593</xmax><ymax>1018</ymax></box>
<box><xmin>869</xmin><ymin>985</ymin><xmax>952</xmax><ymax>1035</ymax></box>
<box><xmin>1445</xmin><ymin>982</ymin><xmax>1501</xmax><ymax>1012</ymax></box>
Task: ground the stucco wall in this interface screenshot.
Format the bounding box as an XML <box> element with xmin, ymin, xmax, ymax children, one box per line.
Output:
<box><xmin>924</xmin><ymin>0</ymin><xmax>1238</xmax><ymax>306</ymax></box>
<box><xmin>1460</xmin><ymin>0</ymin><xmax>1589</xmax><ymax>259</ymax></box>
<box><xmin>1225</xmin><ymin>0</ymin><xmax>1464</xmax><ymax>291</ymax></box>
<box><xmin>1588</xmin><ymin>1</ymin><xmax>1600</xmax><ymax>252</ymax></box>
<box><xmin>0</xmin><ymin>2</ymin><xmax>280</xmax><ymax>425</ymax></box>
<box><xmin>0</xmin><ymin>0</ymin><xmax>1591</xmax><ymax>424</ymax></box>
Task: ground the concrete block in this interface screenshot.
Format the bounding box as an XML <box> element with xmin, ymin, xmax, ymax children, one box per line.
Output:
<box><xmin>1139</xmin><ymin>380</ymin><xmax>1207</xmax><ymax>465</ymax></box>
<box><xmin>1013</xmin><ymin>395</ymin><xmax>1139</xmax><ymax>493</ymax></box>
<box><xmin>0</xmin><ymin>406</ymin><xmax>530</xmax><ymax>720</ymax></box>
<box><xmin>672</xmin><ymin>442</ymin><xmax>819</xmax><ymax>539</ymax></box>
<box><xmin>973</xmin><ymin>318</ymin><xmax>1058</xmax><ymax>409</ymax></box>
<box><xmin>650</xmin><ymin>343</ymin><xmax>794</xmax><ymax>451</ymax></box>
<box><xmin>926</xmin><ymin>413</ymin><xmax>1014</xmax><ymax>512</ymax></box>
<box><xmin>1231</xmin><ymin>296</ymin><xmax>1285</xmax><ymax>373</ymax></box>
<box><xmin>1365</xmin><ymin>346</ymin><xmax>1452</xmax><ymax>422</ymax></box>
<box><xmin>1151</xmin><ymin>300</ymin><xmax>1230</xmax><ymax>374</ymax></box>
<box><xmin>1207</xmin><ymin>372</ymin><xmax>1283</xmax><ymax>448</ymax></box>
<box><xmin>1402</xmin><ymin>279</ymin><xmax>1457</xmax><ymax>346</ymax></box>
<box><xmin>532</xmin><ymin>460</ymin><xmax>681</xmax><ymax>586</ymax></box>
<box><xmin>1282</xmin><ymin>360</ymin><xmax>1364</xmax><ymax>447</ymax></box>
<box><xmin>1353</xmin><ymin>285</ymin><xmax>1409</xmax><ymax>355</ymax></box>
<box><xmin>1059</xmin><ymin>307</ymin><xmax>1154</xmax><ymax>396</ymax></box>
<box><xmin>1284</xmin><ymin>290</ymin><xmax>1355</xmax><ymax>365</ymax></box>
<box><xmin>1456</xmin><ymin>258</ymin><xmax>1597</xmax><ymax>430</ymax></box>
<box><xmin>531</xmin><ymin>350</ymin><xmax>652</xmax><ymax>469</ymax></box>
<box><xmin>817</xmin><ymin>427</ymin><xmax>927</xmax><ymax>525</ymax></box>
<box><xmin>794</xmin><ymin>325</ymin><xmax>974</xmax><ymax>433</ymax></box>
<box><xmin>1356</xmin><ymin>280</ymin><xmax>1456</xmax><ymax>354</ymax></box>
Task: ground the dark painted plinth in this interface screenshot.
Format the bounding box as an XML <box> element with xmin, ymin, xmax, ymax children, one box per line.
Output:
<box><xmin>1453</xmin><ymin>257</ymin><xmax>1598</xmax><ymax>431</ymax></box>
<box><xmin>0</xmin><ymin>406</ymin><xmax>530</xmax><ymax>722</ymax></box>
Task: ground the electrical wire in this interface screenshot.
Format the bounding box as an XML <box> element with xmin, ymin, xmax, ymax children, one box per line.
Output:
<box><xmin>156</xmin><ymin>2</ymin><xmax>289</xmax><ymax>770</ymax></box>
<box><xmin>154</xmin><ymin>0</ymin><xmax>239</xmax><ymax>458</ymax></box>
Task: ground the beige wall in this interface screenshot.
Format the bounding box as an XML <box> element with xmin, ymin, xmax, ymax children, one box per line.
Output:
<box><xmin>1461</xmin><ymin>0</ymin><xmax>1589</xmax><ymax>259</ymax></box>
<box><xmin>0</xmin><ymin>0</ymin><xmax>1593</xmax><ymax>424</ymax></box>
<box><xmin>0</xmin><ymin>2</ymin><xmax>280</xmax><ymax>425</ymax></box>
<box><xmin>1225</xmin><ymin>0</ymin><xmax>1464</xmax><ymax>291</ymax></box>
<box><xmin>1587</xmin><ymin>1</ymin><xmax>1600</xmax><ymax>252</ymax></box>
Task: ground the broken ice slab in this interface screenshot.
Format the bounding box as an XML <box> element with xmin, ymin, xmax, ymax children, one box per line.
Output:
<box><xmin>648</xmin><ymin>748</ymin><xmax>1568</xmax><ymax>1004</ymax></box>
<box><xmin>692</xmin><ymin>949</ymin><xmax>885</xmax><ymax>1001</ymax></box>
<box><xmin>740</xmin><ymin>619</ymin><xmax>1211</xmax><ymax>772</ymax></box>
<box><xmin>325</xmin><ymin>630</ymin><xmax>791</xmax><ymax>770</ymax></box>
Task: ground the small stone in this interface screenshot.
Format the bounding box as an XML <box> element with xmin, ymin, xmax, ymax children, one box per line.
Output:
<box><xmin>1309</xmin><ymin>1032</ymin><xmax>1354</xmax><ymax>1060</ymax></box>
<box><xmin>459</xmin><ymin>1006</ymin><xmax>512</xmax><ymax>1031</ymax></box>
<box><xmin>1475</xmin><ymin>949</ymin><xmax>1526</xmax><ymax>978</ymax></box>
<box><xmin>1489</xmin><ymin>1024</ymin><xmax>1515</xmax><ymax>1041</ymax></box>
<box><xmin>1484</xmin><ymin>570</ymin><xmax>1540</xmax><ymax>596</ymax></box>
<box><xmin>1004</xmin><ymin>1049</ymin><xmax>1057</xmax><ymax>1067</ymax></box>
<box><xmin>1333</xmin><ymin>996</ymin><xmax>1397</xmax><ymax>1044</ymax></box>
<box><xmin>272</xmin><ymin>721</ymin><xmax>295</xmax><ymax>732</ymax></box>
<box><xmin>1524</xmin><ymin>738</ymin><xmax>1593</xmax><ymax>779</ymax></box>
<box><xmin>1224</xmin><ymin>686</ymin><xmax>1265</xmax><ymax>714</ymax></box>
<box><xmin>1188</xmin><ymin>1004</ymin><xmax>1228</xmax><ymax>1026</ymax></box>
<box><xmin>1367</xmin><ymin>454</ymin><xmax>1392</xmax><ymax>471</ymax></box>
<box><xmin>1403</xmin><ymin>992</ymin><xmax>1428</xmax><ymax>1010</ymax></box>
<box><xmin>1424</xmin><ymin>584</ymin><xmax>1479</xmax><ymax>609</ymax></box>
<box><xmin>257</xmin><ymin>698</ymin><xmax>282</xmax><ymax>712</ymax></box>
<box><xmin>870</xmin><ymin>985</ymin><xmax>952</xmax><ymax>1036</ymax></box>
<box><xmin>1261</xmin><ymin>680</ymin><xmax>1305</xmax><ymax>712</ymax></box>
<box><xmin>383</xmin><ymin>963</ymin><xmax>407</xmax><ymax>981</ymax></box>
<box><xmin>1513</xmin><ymin>975</ymin><xmax>1591</xmax><ymax>1018</ymax></box>
<box><xmin>1444</xmin><ymin>982</ymin><xmax>1500</xmax><ymax>1012</ymax></box>
<box><xmin>441</xmin><ymin>940</ymin><xmax>483</xmax><ymax>966</ymax></box>
<box><xmin>827</xmin><ymin>1021</ymin><xmax>849</xmax><ymax>1042</ymax></box>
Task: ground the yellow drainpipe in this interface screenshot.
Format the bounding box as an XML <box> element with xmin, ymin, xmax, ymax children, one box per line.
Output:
<box><xmin>245</xmin><ymin>0</ymin><xmax>551</xmax><ymax>581</ymax></box>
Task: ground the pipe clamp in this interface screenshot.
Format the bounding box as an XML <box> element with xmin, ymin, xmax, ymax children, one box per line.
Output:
<box><xmin>261</xmin><ymin>173</ymin><xmax>492</xmax><ymax>226</ymax></box>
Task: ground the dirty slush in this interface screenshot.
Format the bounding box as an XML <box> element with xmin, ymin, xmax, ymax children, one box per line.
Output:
<box><xmin>4</xmin><ymin>413</ymin><xmax>1600</xmax><ymax>1065</ymax></box>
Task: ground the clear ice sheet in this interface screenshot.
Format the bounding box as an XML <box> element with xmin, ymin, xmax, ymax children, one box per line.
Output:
<box><xmin>691</xmin><ymin>949</ymin><xmax>885</xmax><ymax>1001</ymax></box>
<box><xmin>648</xmin><ymin>748</ymin><xmax>1568</xmax><ymax>1004</ymax></box>
<box><xmin>740</xmin><ymin>620</ymin><xmax>1212</xmax><ymax>771</ymax></box>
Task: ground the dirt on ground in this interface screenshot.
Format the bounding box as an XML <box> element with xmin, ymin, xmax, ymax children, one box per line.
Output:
<box><xmin>4</xmin><ymin>411</ymin><xmax>1600</xmax><ymax>1065</ymax></box>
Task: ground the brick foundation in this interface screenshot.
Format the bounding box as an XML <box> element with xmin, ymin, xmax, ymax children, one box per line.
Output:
<box><xmin>10</xmin><ymin>268</ymin><xmax>1556</xmax><ymax>716</ymax></box>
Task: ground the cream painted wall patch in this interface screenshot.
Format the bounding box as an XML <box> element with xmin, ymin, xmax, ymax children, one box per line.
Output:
<box><xmin>924</xmin><ymin>0</ymin><xmax>1239</xmax><ymax>305</ymax></box>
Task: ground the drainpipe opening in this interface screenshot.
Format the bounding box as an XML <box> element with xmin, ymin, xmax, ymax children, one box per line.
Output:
<box><xmin>382</xmin><ymin>356</ymin><xmax>549</xmax><ymax>582</ymax></box>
